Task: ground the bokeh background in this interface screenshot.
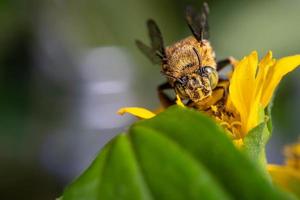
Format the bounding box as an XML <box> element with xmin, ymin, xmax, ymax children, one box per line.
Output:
<box><xmin>1</xmin><ymin>0</ymin><xmax>300</xmax><ymax>199</ymax></box>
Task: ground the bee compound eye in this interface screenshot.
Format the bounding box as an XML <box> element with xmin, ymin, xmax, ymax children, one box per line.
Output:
<box><xmin>202</xmin><ymin>66</ymin><xmax>215</xmax><ymax>74</ymax></box>
<box><xmin>197</xmin><ymin>66</ymin><xmax>218</xmax><ymax>89</ymax></box>
<box><xmin>205</xmin><ymin>67</ymin><xmax>219</xmax><ymax>89</ymax></box>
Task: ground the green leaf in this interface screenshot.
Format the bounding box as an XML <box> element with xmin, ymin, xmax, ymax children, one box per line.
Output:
<box><xmin>243</xmin><ymin>123</ymin><xmax>270</xmax><ymax>176</ymax></box>
<box><xmin>265</xmin><ymin>95</ymin><xmax>275</xmax><ymax>133</ymax></box>
<box><xmin>61</xmin><ymin>106</ymin><xmax>293</xmax><ymax>200</ymax></box>
<box><xmin>265</xmin><ymin>103</ymin><xmax>273</xmax><ymax>134</ymax></box>
<box><xmin>242</xmin><ymin>105</ymin><xmax>271</xmax><ymax>173</ymax></box>
<box><xmin>129</xmin><ymin>125</ymin><xmax>231</xmax><ymax>200</ymax></box>
<box><xmin>63</xmin><ymin>135</ymin><xmax>153</xmax><ymax>200</ymax></box>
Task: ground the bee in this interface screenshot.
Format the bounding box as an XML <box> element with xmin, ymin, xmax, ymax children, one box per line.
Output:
<box><xmin>136</xmin><ymin>2</ymin><xmax>235</xmax><ymax>111</ymax></box>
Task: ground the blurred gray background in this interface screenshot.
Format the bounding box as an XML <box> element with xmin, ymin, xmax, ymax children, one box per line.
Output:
<box><xmin>1</xmin><ymin>0</ymin><xmax>300</xmax><ymax>199</ymax></box>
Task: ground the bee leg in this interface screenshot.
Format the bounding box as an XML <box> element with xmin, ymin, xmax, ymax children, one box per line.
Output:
<box><xmin>217</xmin><ymin>56</ymin><xmax>237</xmax><ymax>71</ymax></box>
<box><xmin>215</xmin><ymin>80</ymin><xmax>230</xmax><ymax>99</ymax></box>
<box><xmin>218</xmin><ymin>76</ymin><xmax>229</xmax><ymax>82</ymax></box>
<box><xmin>157</xmin><ymin>82</ymin><xmax>175</xmax><ymax>108</ymax></box>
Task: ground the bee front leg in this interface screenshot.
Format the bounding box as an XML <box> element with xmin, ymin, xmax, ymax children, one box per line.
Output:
<box><xmin>216</xmin><ymin>56</ymin><xmax>237</xmax><ymax>71</ymax></box>
<box><xmin>157</xmin><ymin>82</ymin><xmax>175</xmax><ymax>108</ymax></box>
<box><xmin>215</xmin><ymin>80</ymin><xmax>230</xmax><ymax>100</ymax></box>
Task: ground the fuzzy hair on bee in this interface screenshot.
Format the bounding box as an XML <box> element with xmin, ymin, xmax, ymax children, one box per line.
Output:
<box><xmin>136</xmin><ymin>2</ymin><xmax>235</xmax><ymax>110</ymax></box>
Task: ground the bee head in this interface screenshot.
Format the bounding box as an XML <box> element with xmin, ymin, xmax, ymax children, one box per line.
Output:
<box><xmin>174</xmin><ymin>66</ymin><xmax>218</xmax><ymax>102</ymax></box>
<box><xmin>163</xmin><ymin>37</ymin><xmax>218</xmax><ymax>102</ymax></box>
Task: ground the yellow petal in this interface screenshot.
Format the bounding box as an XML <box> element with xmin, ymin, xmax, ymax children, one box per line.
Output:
<box><xmin>261</xmin><ymin>54</ymin><xmax>300</xmax><ymax>107</ymax></box>
<box><xmin>268</xmin><ymin>164</ymin><xmax>300</xmax><ymax>196</ymax></box>
<box><xmin>229</xmin><ymin>51</ymin><xmax>258</xmax><ymax>134</ymax></box>
<box><xmin>246</xmin><ymin>51</ymin><xmax>274</xmax><ymax>132</ymax></box>
<box><xmin>245</xmin><ymin>100</ymin><xmax>263</xmax><ymax>134</ymax></box>
<box><xmin>255</xmin><ymin>51</ymin><xmax>275</xmax><ymax>101</ymax></box>
<box><xmin>117</xmin><ymin>107</ymin><xmax>156</xmax><ymax>119</ymax></box>
<box><xmin>258</xmin><ymin>51</ymin><xmax>274</xmax><ymax>72</ymax></box>
<box><xmin>176</xmin><ymin>94</ymin><xmax>185</xmax><ymax>107</ymax></box>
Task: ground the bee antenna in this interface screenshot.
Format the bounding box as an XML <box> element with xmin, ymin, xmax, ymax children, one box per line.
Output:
<box><xmin>192</xmin><ymin>47</ymin><xmax>201</xmax><ymax>66</ymax></box>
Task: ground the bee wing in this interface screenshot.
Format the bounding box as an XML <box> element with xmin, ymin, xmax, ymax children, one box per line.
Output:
<box><xmin>147</xmin><ymin>19</ymin><xmax>166</xmax><ymax>58</ymax></box>
<box><xmin>185</xmin><ymin>3</ymin><xmax>209</xmax><ymax>41</ymax></box>
<box><xmin>202</xmin><ymin>2</ymin><xmax>210</xmax><ymax>39</ymax></box>
<box><xmin>185</xmin><ymin>6</ymin><xmax>201</xmax><ymax>40</ymax></box>
<box><xmin>135</xmin><ymin>40</ymin><xmax>162</xmax><ymax>64</ymax></box>
<box><xmin>135</xmin><ymin>19</ymin><xmax>166</xmax><ymax>65</ymax></box>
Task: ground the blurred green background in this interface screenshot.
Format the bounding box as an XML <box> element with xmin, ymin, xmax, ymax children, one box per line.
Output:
<box><xmin>1</xmin><ymin>0</ymin><xmax>300</xmax><ymax>199</ymax></box>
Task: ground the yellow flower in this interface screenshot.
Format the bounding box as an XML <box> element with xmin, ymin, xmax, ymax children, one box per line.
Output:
<box><xmin>117</xmin><ymin>95</ymin><xmax>184</xmax><ymax>119</ymax></box>
<box><xmin>268</xmin><ymin>141</ymin><xmax>300</xmax><ymax>196</ymax></box>
<box><xmin>228</xmin><ymin>51</ymin><xmax>300</xmax><ymax>137</ymax></box>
